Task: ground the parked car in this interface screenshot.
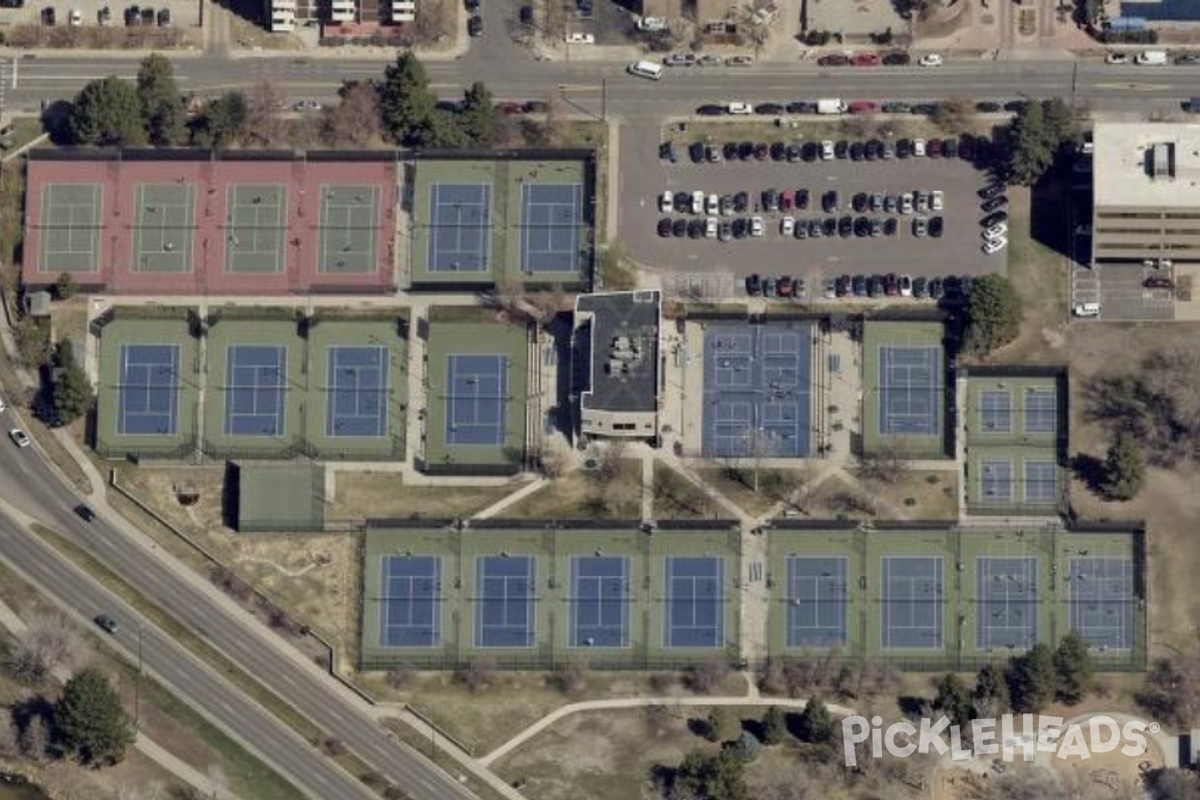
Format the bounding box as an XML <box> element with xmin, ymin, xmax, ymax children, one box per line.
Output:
<box><xmin>746</xmin><ymin>274</ymin><xmax>761</xmax><ymax>295</ymax></box>
<box><xmin>704</xmin><ymin>217</ymin><xmax>718</xmax><ymax>238</ymax></box>
<box><xmin>975</xmin><ymin>101</ymin><xmax>1002</xmax><ymax>112</ymax></box>
<box><xmin>822</xmin><ymin>190</ymin><xmax>839</xmax><ymax>213</ymax></box>
<box><xmin>981</xmin><ymin>210</ymin><xmax>1009</xmax><ymax>227</ymax></box>
<box><xmin>929</xmin><ymin>216</ymin><xmax>944</xmax><ymax>238</ymax></box>
<box><xmin>913</xmin><ymin>277</ymin><xmax>928</xmax><ymax>298</ymax></box>
<box><xmin>899</xmin><ymin>275</ymin><xmax>913</xmax><ymax>296</ymax></box>
<box><xmin>755</xmin><ymin>102</ymin><xmax>784</xmax><ymax>115</ymax></box>
<box><xmin>657</xmin><ymin>218</ymin><xmax>672</xmax><ymax>237</ymax></box>
<box><xmin>818</xmin><ymin>54</ymin><xmax>851</xmax><ymax>66</ymax></box>
<box><xmin>467</xmin><ymin>15</ymin><xmax>483</xmax><ymax>35</ymax></box>
<box><xmin>1145</xmin><ymin>276</ymin><xmax>1175</xmax><ymax>289</ymax></box>
<box><xmin>664</xmin><ymin>53</ymin><xmax>697</xmax><ymax>66</ymax></box>
<box><xmin>1105</xmin><ymin>52</ymin><xmax>1129</xmax><ymax>64</ymax></box>
<box><xmin>882</xmin><ymin>51</ymin><xmax>910</xmax><ymax>65</ymax></box>
<box><xmin>912</xmin><ymin>138</ymin><xmax>926</xmax><ymax>157</ymax></box>
<box><xmin>983</xmin><ymin>222</ymin><xmax>1009</xmax><ymax>239</ymax></box>
<box><xmin>8</xmin><ymin>429</ymin><xmax>29</xmax><ymax>448</ymax></box>
<box><xmin>848</xmin><ymin>101</ymin><xmax>880</xmax><ymax>114</ymax></box>
<box><xmin>912</xmin><ymin>217</ymin><xmax>928</xmax><ymax>237</ymax></box>
<box><xmin>982</xmin><ymin>236</ymin><xmax>1008</xmax><ymax>254</ymax></box>
<box><xmin>981</xmin><ymin>195</ymin><xmax>1008</xmax><ymax>213</ymax></box>
<box><xmin>780</xmin><ymin>216</ymin><xmax>795</xmax><ymax>236</ymax></box>
<box><xmin>918</xmin><ymin>53</ymin><xmax>944</xmax><ymax>67</ymax></box>
<box><xmin>929</xmin><ymin>277</ymin><xmax>944</xmax><ymax>299</ymax></box>
<box><xmin>750</xmin><ymin>216</ymin><xmax>764</xmax><ymax>237</ymax></box>
<box><xmin>852</xmin><ymin>53</ymin><xmax>881</xmax><ymax>67</ymax></box>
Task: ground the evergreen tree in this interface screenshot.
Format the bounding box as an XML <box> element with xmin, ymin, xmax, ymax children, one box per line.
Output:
<box><xmin>378</xmin><ymin>52</ymin><xmax>438</xmax><ymax>146</ymax></box>
<box><xmin>933</xmin><ymin>673</ymin><xmax>974</xmax><ymax>727</ymax></box>
<box><xmin>136</xmin><ymin>53</ymin><xmax>185</xmax><ymax>145</ymax></box>
<box><xmin>190</xmin><ymin>92</ymin><xmax>247</xmax><ymax>149</ymax></box>
<box><xmin>796</xmin><ymin>697</ymin><xmax>834</xmax><ymax>744</ymax></box>
<box><xmin>705</xmin><ymin>707</ymin><xmax>739</xmax><ymax>743</ymax></box>
<box><xmin>459</xmin><ymin>82</ymin><xmax>501</xmax><ymax>147</ymax></box>
<box><xmin>973</xmin><ymin>662</ymin><xmax>1011</xmax><ymax>717</ymax></box>
<box><xmin>49</xmin><ymin>338</ymin><xmax>93</xmax><ymax>427</ymax></box>
<box><xmin>1054</xmin><ymin>632</ymin><xmax>1096</xmax><ymax>705</ymax></box>
<box><xmin>964</xmin><ymin>274</ymin><xmax>1024</xmax><ymax>356</ymax></box>
<box><xmin>761</xmin><ymin>705</ymin><xmax>787</xmax><ymax>745</ymax></box>
<box><xmin>1103</xmin><ymin>430</ymin><xmax>1145</xmax><ymax>501</ymax></box>
<box><xmin>55</xmin><ymin>668</ymin><xmax>136</xmax><ymax>765</ymax></box>
<box><xmin>69</xmin><ymin>77</ymin><xmax>146</xmax><ymax>147</ymax></box>
<box><xmin>1006</xmin><ymin>644</ymin><xmax>1057</xmax><ymax>713</ymax></box>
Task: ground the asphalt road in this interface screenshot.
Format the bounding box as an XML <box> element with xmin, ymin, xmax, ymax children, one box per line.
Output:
<box><xmin>0</xmin><ymin>438</ymin><xmax>478</xmax><ymax>800</ymax></box>
<box><xmin>7</xmin><ymin>55</ymin><xmax>1200</xmax><ymax>118</ymax></box>
<box><xmin>0</xmin><ymin>502</ymin><xmax>376</xmax><ymax>800</ymax></box>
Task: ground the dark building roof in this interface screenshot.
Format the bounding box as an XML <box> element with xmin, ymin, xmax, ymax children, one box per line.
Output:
<box><xmin>1120</xmin><ymin>0</ymin><xmax>1200</xmax><ymax>20</ymax></box>
<box><xmin>576</xmin><ymin>290</ymin><xmax>660</xmax><ymax>414</ymax></box>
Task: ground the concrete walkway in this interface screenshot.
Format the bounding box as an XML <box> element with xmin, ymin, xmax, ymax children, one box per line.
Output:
<box><xmin>473</xmin><ymin>478</ymin><xmax>548</xmax><ymax>519</ymax></box>
<box><xmin>0</xmin><ymin>594</ymin><xmax>238</xmax><ymax>799</ymax></box>
<box><xmin>480</xmin><ymin>693</ymin><xmax>859</xmax><ymax>766</ymax></box>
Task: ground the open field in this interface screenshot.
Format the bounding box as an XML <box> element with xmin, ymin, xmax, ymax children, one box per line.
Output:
<box><xmin>1063</xmin><ymin>321</ymin><xmax>1200</xmax><ymax>656</ymax></box>
<box><xmin>651</xmin><ymin>462</ymin><xmax>721</xmax><ymax>520</ymax></box>
<box><xmin>358</xmin><ymin>669</ymin><xmax>746</xmax><ymax>756</ymax></box>
<box><xmin>502</xmin><ymin>459</ymin><xmax>643</xmax><ymax>519</ymax></box>
<box><xmin>873</xmin><ymin>469</ymin><xmax>959</xmax><ymax>520</ymax></box>
<box><xmin>694</xmin><ymin>467</ymin><xmax>799</xmax><ymax>518</ymax></box>
<box><xmin>326</xmin><ymin>471</ymin><xmax>517</xmax><ymax>521</ymax></box>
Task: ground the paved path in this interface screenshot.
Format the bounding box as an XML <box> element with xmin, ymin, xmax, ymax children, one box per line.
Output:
<box><xmin>0</xmin><ymin>595</ymin><xmax>239</xmax><ymax>799</ymax></box>
<box><xmin>480</xmin><ymin>692</ymin><xmax>859</xmax><ymax>766</ymax></box>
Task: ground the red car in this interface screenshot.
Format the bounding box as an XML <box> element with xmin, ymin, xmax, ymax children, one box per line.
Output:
<box><xmin>780</xmin><ymin>189</ymin><xmax>794</xmax><ymax>211</ymax></box>
<box><xmin>776</xmin><ymin>276</ymin><xmax>793</xmax><ymax>297</ymax></box>
<box><xmin>818</xmin><ymin>54</ymin><xmax>851</xmax><ymax>67</ymax></box>
<box><xmin>848</xmin><ymin>101</ymin><xmax>880</xmax><ymax>115</ymax></box>
<box><xmin>928</xmin><ymin>138</ymin><xmax>944</xmax><ymax>157</ymax></box>
<box><xmin>852</xmin><ymin>53</ymin><xmax>881</xmax><ymax>67</ymax></box>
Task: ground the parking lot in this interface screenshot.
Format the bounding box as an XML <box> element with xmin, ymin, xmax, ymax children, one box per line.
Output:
<box><xmin>0</xmin><ymin>0</ymin><xmax>198</xmax><ymax>28</ymax></box>
<box><xmin>1071</xmin><ymin>262</ymin><xmax>1175</xmax><ymax>321</ymax></box>
<box><xmin>620</xmin><ymin>123</ymin><xmax>1006</xmax><ymax>296</ymax></box>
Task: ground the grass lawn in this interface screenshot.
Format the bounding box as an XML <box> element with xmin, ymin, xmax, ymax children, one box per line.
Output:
<box><xmin>652</xmin><ymin>462</ymin><xmax>721</xmax><ymax>520</ymax></box>
<box><xmin>694</xmin><ymin>466</ymin><xmax>803</xmax><ymax>517</ymax></box>
<box><xmin>503</xmin><ymin>460</ymin><xmax>643</xmax><ymax>519</ymax></box>
<box><xmin>327</xmin><ymin>471</ymin><xmax>518</xmax><ymax>521</ymax></box>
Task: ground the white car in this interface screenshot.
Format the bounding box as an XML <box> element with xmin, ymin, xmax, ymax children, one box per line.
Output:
<box><xmin>706</xmin><ymin>193</ymin><xmax>719</xmax><ymax>215</ymax></box>
<box><xmin>820</xmin><ymin>140</ymin><xmax>834</xmax><ymax>160</ymax></box>
<box><xmin>780</xmin><ymin>216</ymin><xmax>795</xmax><ymax>236</ymax></box>
<box><xmin>983</xmin><ymin>222</ymin><xmax>1008</xmax><ymax>240</ymax></box>
<box><xmin>659</xmin><ymin>191</ymin><xmax>673</xmax><ymax>213</ymax></box>
<box><xmin>8</xmin><ymin>429</ymin><xmax>30</xmax><ymax>448</ymax></box>
<box><xmin>912</xmin><ymin>138</ymin><xmax>927</xmax><ymax>157</ymax></box>
<box><xmin>750</xmin><ymin>216</ymin><xmax>764</xmax><ymax>237</ymax></box>
<box><xmin>727</xmin><ymin>102</ymin><xmax>753</xmax><ymax>115</ymax></box>
<box><xmin>899</xmin><ymin>275</ymin><xmax>914</xmax><ymax>297</ymax></box>
<box><xmin>69</xmin><ymin>8</ymin><xmax>82</xmax><ymax>25</ymax></box>
<box><xmin>705</xmin><ymin>217</ymin><xmax>718</xmax><ymax>238</ymax></box>
<box><xmin>899</xmin><ymin>193</ymin><xmax>914</xmax><ymax>214</ymax></box>
<box><xmin>691</xmin><ymin>190</ymin><xmax>705</xmax><ymax>214</ymax></box>
<box><xmin>918</xmin><ymin>53</ymin><xmax>943</xmax><ymax>67</ymax></box>
<box><xmin>982</xmin><ymin>236</ymin><xmax>1008</xmax><ymax>254</ymax></box>
<box><xmin>1073</xmin><ymin>302</ymin><xmax>1101</xmax><ymax>317</ymax></box>
<box><xmin>0</xmin><ymin>395</ymin><xmax>7</xmax><ymax>413</ymax></box>
<box><xmin>564</xmin><ymin>32</ymin><xmax>595</xmax><ymax>44</ymax></box>
<box><xmin>931</xmin><ymin>190</ymin><xmax>944</xmax><ymax>212</ymax></box>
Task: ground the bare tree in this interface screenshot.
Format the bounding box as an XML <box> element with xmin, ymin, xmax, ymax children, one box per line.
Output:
<box><xmin>0</xmin><ymin>715</ymin><xmax>19</xmax><ymax>758</ymax></box>
<box><xmin>242</xmin><ymin>80</ymin><xmax>287</xmax><ymax>148</ymax></box>
<box><xmin>857</xmin><ymin>441</ymin><xmax>910</xmax><ymax>486</ymax></box>
<box><xmin>6</xmin><ymin>612</ymin><xmax>89</xmax><ymax>684</ymax></box>
<box><xmin>19</xmin><ymin>714</ymin><xmax>50</xmax><ymax>762</ymax></box>
<box><xmin>551</xmin><ymin>660</ymin><xmax>589</xmax><ymax>694</ymax></box>
<box><xmin>686</xmin><ymin>657</ymin><xmax>731</xmax><ymax>694</ymax></box>
<box><xmin>322</xmin><ymin>82</ymin><xmax>383</xmax><ymax>148</ymax></box>
<box><xmin>593</xmin><ymin>440</ymin><xmax>628</xmax><ymax>482</ymax></box>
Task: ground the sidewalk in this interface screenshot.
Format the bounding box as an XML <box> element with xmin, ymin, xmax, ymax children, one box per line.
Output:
<box><xmin>0</xmin><ymin>582</ymin><xmax>238</xmax><ymax>799</ymax></box>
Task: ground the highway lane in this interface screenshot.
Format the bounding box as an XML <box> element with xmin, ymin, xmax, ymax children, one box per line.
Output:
<box><xmin>0</xmin><ymin>440</ymin><xmax>480</xmax><ymax>800</ymax></box>
<box><xmin>6</xmin><ymin>54</ymin><xmax>1197</xmax><ymax>116</ymax></box>
<box><xmin>0</xmin><ymin>505</ymin><xmax>376</xmax><ymax>800</ymax></box>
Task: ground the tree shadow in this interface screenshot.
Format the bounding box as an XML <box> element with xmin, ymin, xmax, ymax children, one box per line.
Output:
<box><xmin>897</xmin><ymin>695</ymin><xmax>928</xmax><ymax>720</ymax></box>
<box><xmin>741</xmin><ymin>717</ymin><xmax>766</xmax><ymax>741</ymax></box>
<box><xmin>41</xmin><ymin>100</ymin><xmax>75</xmax><ymax>147</ymax></box>
<box><xmin>685</xmin><ymin>716</ymin><xmax>710</xmax><ymax>739</ymax></box>
<box><xmin>1071</xmin><ymin>452</ymin><xmax>1108</xmax><ymax>496</ymax></box>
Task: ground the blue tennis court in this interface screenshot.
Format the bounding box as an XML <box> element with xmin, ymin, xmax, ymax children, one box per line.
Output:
<box><xmin>1024</xmin><ymin>461</ymin><xmax>1058</xmax><ymax>504</ymax></box>
<box><xmin>570</xmin><ymin>556</ymin><xmax>630</xmax><ymax>648</ymax></box>
<box><xmin>520</xmin><ymin>183</ymin><xmax>584</xmax><ymax>273</ymax></box>
<box><xmin>980</xmin><ymin>390</ymin><xmax>1011</xmax><ymax>432</ymax></box>
<box><xmin>379</xmin><ymin>555</ymin><xmax>441</xmax><ymax>648</ymax></box>
<box><xmin>326</xmin><ymin>345</ymin><xmax>388</xmax><ymax>437</ymax></box>
<box><xmin>1069</xmin><ymin>557</ymin><xmax>1134</xmax><ymax>651</ymax></box>
<box><xmin>224</xmin><ymin>345</ymin><xmax>287</xmax><ymax>437</ymax></box>
<box><xmin>445</xmin><ymin>354</ymin><xmax>508</xmax><ymax>446</ymax></box>
<box><xmin>881</xmin><ymin>556</ymin><xmax>943</xmax><ymax>650</ymax></box>
<box><xmin>980</xmin><ymin>458</ymin><xmax>1014</xmax><ymax>504</ymax></box>
<box><xmin>475</xmin><ymin>555</ymin><xmax>535</xmax><ymax>648</ymax></box>
<box><xmin>878</xmin><ymin>346</ymin><xmax>941</xmax><ymax>436</ymax></box>
<box><xmin>118</xmin><ymin>344</ymin><xmax>179</xmax><ymax>436</ymax></box>
<box><xmin>976</xmin><ymin>556</ymin><xmax>1038</xmax><ymax>651</ymax></box>
<box><xmin>427</xmin><ymin>183</ymin><xmax>491</xmax><ymax>272</ymax></box>
<box><xmin>665</xmin><ymin>556</ymin><xmax>724</xmax><ymax>648</ymax></box>
<box><xmin>1024</xmin><ymin>388</ymin><xmax>1058</xmax><ymax>433</ymax></box>
<box><xmin>701</xmin><ymin>324</ymin><xmax>812</xmax><ymax>458</ymax></box>
<box><xmin>786</xmin><ymin>556</ymin><xmax>848</xmax><ymax>648</ymax></box>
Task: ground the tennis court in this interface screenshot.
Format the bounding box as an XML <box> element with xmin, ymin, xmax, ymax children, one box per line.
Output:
<box><xmin>117</xmin><ymin>344</ymin><xmax>180</xmax><ymax>436</ymax></box>
<box><xmin>318</xmin><ymin>184</ymin><xmax>379</xmax><ymax>273</ymax></box>
<box><xmin>224</xmin><ymin>344</ymin><xmax>288</xmax><ymax>436</ymax></box>
<box><xmin>379</xmin><ymin>555</ymin><xmax>441</xmax><ymax>648</ymax></box>
<box><xmin>427</xmin><ymin>183</ymin><xmax>491</xmax><ymax>273</ymax></box>
<box><xmin>38</xmin><ymin>183</ymin><xmax>102</xmax><ymax>273</ymax></box>
<box><xmin>665</xmin><ymin>556</ymin><xmax>724</xmax><ymax>648</ymax></box>
<box><xmin>1069</xmin><ymin>556</ymin><xmax>1134</xmax><ymax>651</ymax></box>
<box><xmin>570</xmin><ymin>555</ymin><xmax>630</xmax><ymax>648</ymax></box>
<box><xmin>132</xmin><ymin>183</ymin><xmax>195</xmax><ymax>273</ymax></box>
<box><xmin>878</xmin><ymin>346</ymin><xmax>941</xmax><ymax>436</ymax></box>
<box><xmin>1024</xmin><ymin>461</ymin><xmax>1058</xmax><ymax>504</ymax></box>
<box><xmin>475</xmin><ymin>555</ymin><xmax>536</xmax><ymax>648</ymax></box>
<box><xmin>979</xmin><ymin>457</ymin><xmax>1014</xmax><ymax>504</ymax></box>
<box><xmin>785</xmin><ymin>556</ymin><xmax>848</xmax><ymax>648</ymax></box>
<box><xmin>701</xmin><ymin>324</ymin><xmax>812</xmax><ymax>458</ymax></box>
<box><xmin>445</xmin><ymin>354</ymin><xmax>508</xmax><ymax>446</ymax></box>
<box><xmin>225</xmin><ymin>184</ymin><xmax>286</xmax><ymax>273</ymax></box>
<box><xmin>326</xmin><ymin>345</ymin><xmax>388</xmax><ymax>437</ymax></box>
<box><xmin>520</xmin><ymin>183</ymin><xmax>583</xmax><ymax>273</ymax></box>
<box><xmin>1024</xmin><ymin>388</ymin><xmax>1058</xmax><ymax>433</ymax></box>
<box><xmin>881</xmin><ymin>556</ymin><xmax>943</xmax><ymax>650</ymax></box>
<box><xmin>979</xmin><ymin>390</ymin><xmax>1012</xmax><ymax>432</ymax></box>
<box><xmin>976</xmin><ymin>556</ymin><xmax>1038</xmax><ymax>650</ymax></box>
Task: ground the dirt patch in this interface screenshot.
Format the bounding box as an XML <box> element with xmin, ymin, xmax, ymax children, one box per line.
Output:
<box><xmin>873</xmin><ymin>469</ymin><xmax>960</xmax><ymax>520</ymax></box>
<box><xmin>1062</xmin><ymin>322</ymin><xmax>1200</xmax><ymax>654</ymax></box>
<box><xmin>695</xmin><ymin>467</ymin><xmax>800</xmax><ymax>517</ymax></box>
<box><xmin>326</xmin><ymin>471</ymin><xmax>518</xmax><ymax>521</ymax></box>
<box><xmin>652</xmin><ymin>462</ymin><xmax>721</xmax><ymax>520</ymax></box>
<box><xmin>112</xmin><ymin>465</ymin><xmax>359</xmax><ymax>661</ymax></box>
<box><xmin>47</xmin><ymin>298</ymin><xmax>88</xmax><ymax>348</ymax></box>
<box><xmin>504</xmin><ymin>460</ymin><xmax>643</xmax><ymax>519</ymax></box>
